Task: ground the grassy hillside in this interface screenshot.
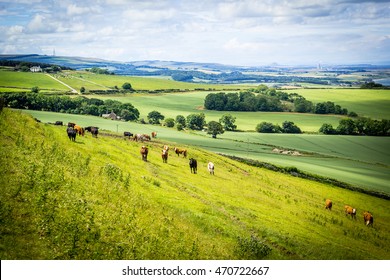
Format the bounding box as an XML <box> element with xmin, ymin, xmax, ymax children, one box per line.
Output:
<box><xmin>1</xmin><ymin>109</ymin><xmax>389</xmax><ymax>260</ymax></box>
<box><xmin>24</xmin><ymin>110</ymin><xmax>390</xmax><ymax>194</ymax></box>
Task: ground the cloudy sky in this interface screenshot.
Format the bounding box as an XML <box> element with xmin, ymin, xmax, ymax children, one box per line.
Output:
<box><xmin>1</xmin><ymin>0</ymin><xmax>389</xmax><ymax>66</ymax></box>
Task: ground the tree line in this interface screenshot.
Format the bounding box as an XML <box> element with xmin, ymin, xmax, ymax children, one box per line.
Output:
<box><xmin>0</xmin><ymin>92</ymin><xmax>139</xmax><ymax>121</ymax></box>
<box><xmin>320</xmin><ymin>118</ymin><xmax>390</xmax><ymax>136</ymax></box>
<box><xmin>0</xmin><ymin>60</ymin><xmax>73</xmax><ymax>73</ymax></box>
<box><xmin>204</xmin><ymin>85</ymin><xmax>352</xmax><ymax>115</ymax></box>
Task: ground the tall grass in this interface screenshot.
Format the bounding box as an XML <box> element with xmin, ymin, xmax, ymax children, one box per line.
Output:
<box><xmin>1</xmin><ymin>109</ymin><xmax>389</xmax><ymax>260</ymax></box>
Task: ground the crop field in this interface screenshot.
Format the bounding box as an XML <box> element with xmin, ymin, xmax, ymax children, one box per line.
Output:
<box><xmin>1</xmin><ymin>109</ymin><xmax>389</xmax><ymax>260</ymax></box>
<box><xmin>58</xmin><ymin>71</ymin><xmax>247</xmax><ymax>91</ymax></box>
<box><xmin>0</xmin><ymin>69</ymin><xmax>69</xmax><ymax>92</ymax></box>
<box><xmin>23</xmin><ymin>110</ymin><xmax>390</xmax><ymax>195</ymax></box>
<box><xmin>291</xmin><ymin>88</ymin><xmax>390</xmax><ymax>119</ymax></box>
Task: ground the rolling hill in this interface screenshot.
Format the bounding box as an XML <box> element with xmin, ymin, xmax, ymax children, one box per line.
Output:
<box><xmin>1</xmin><ymin>108</ymin><xmax>389</xmax><ymax>260</ymax></box>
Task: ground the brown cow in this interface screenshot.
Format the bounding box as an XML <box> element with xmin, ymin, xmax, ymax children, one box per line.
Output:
<box><xmin>151</xmin><ymin>131</ymin><xmax>157</xmax><ymax>138</ymax></box>
<box><xmin>140</xmin><ymin>146</ymin><xmax>149</xmax><ymax>161</ymax></box>
<box><xmin>345</xmin><ymin>205</ymin><xmax>357</xmax><ymax>219</ymax></box>
<box><xmin>325</xmin><ymin>199</ymin><xmax>332</xmax><ymax>210</ymax></box>
<box><xmin>163</xmin><ymin>145</ymin><xmax>169</xmax><ymax>152</ymax></box>
<box><xmin>161</xmin><ymin>148</ymin><xmax>168</xmax><ymax>163</ymax></box>
<box><xmin>74</xmin><ymin>125</ymin><xmax>85</xmax><ymax>136</ymax></box>
<box><xmin>174</xmin><ymin>147</ymin><xmax>187</xmax><ymax>158</ymax></box>
<box><xmin>363</xmin><ymin>211</ymin><xmax>374</xmax><ymax>226</ymax></box>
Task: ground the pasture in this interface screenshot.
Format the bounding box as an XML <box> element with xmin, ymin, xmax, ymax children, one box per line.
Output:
<box><xmin>1</xmin><ymin>109</ymin><xmax>389</xmax><ymax>260</ymax></box>
<box><xmin>0</xmin><ymin>69</ymin><xmax>69</xmax><ymax>92</ymax></box>
<box><xmin>23</xmin><ymin>110</ymin><xmax>390</xmax><ymax>195</ymax></box>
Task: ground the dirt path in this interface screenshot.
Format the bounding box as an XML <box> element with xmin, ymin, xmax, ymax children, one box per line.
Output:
<box><xmin>45</xmin><ymin>74</ymin><xmax>79</xmax><ymax>94</ymax></box>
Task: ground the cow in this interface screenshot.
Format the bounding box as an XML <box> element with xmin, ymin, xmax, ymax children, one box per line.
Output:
<box><xmin>151</xmin><ymin>131</ymin><xmax>157</xmax><ymax>138</ymax></box>
<box><xmin>74</xmin><ymin>125</ymin><xmax>85</xmax><ymax>136</ymax></box>
<box><xmin>54</xmin><ymin>121</ymin><xmax>63</xmax><ymax>126</ymax></box>
<box><xmin>325</xmin><ymin>199</ymin><xmax>332</xmax><ymax>210</ymax></box>
<box><xmin>85</xmin><ymin>126</ymin><xmax>98</xmax><ymax>138</ymax></box>
<box><xmin>208</xmin><ymin>162</ymin><xmax>215</xmax><ymax>175</ymax></box>
<box><xmin>163</xmin><ymin>145</ymin><xmax>169</xmax><ymax>152</ymax></box>
<box><xmin>162</xmin><ymin>148</ymin><xmax>168</xmax><ymax>163</ymax></box>
<box><xmin>66</xmin><ymin>127</ymin><xmax>76</xmax><ymax>141</ymax></box>
<box><xmin>67</xmin><ymin>122</ymin><xmax>76</xmax><ymax>128</ymax></box>
<box><xmin>140</xmin><ymin>146</ymin><xmax>149</xmax><ymax>161</ymax></box>
<box><xmin>143</xmin><ymin>134</ymin><xmax>151</xmax><ymax>141</ymax></box>
<box><xmin>345</xmin><ymin>205</ymin><xmax>357</xmax><ymax>219</ymax></box>
<box><xmin>363</xmin><ymin>211</ymin><xmax>374</xmax><ymax>226</ymax></box>
<box><xmin>189</xmin><ymin>158</ymin><xmax>197</xmax><ymax>174</ymax></box>
<box><xmin>174</xmin><ymin>147</ymin><xmax>187</xmax><ymax>158</ymax></box>
<box><xmin>124</xmin><ymin>131</ymin><xmax>133</xmax><ymax>139</ymax></box>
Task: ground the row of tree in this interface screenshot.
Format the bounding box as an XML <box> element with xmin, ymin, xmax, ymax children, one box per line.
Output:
<box><xmin>0</xmin><ymin>60</ymin><xmax>72</xmax><ymax>73</ymax></box>
<box><xmin>255</xmin><ymin>121</ymin><xmax>302</xmax><ymax>134</ymax></box>
<box><xmin>204</xmin><ymin>88</ymin><xmax>351</xmax><ymax>115</ymax></box>
<box><xmin>319</xmin><ymin>118</ymin><xmax>390</xmax><ymax>136</ymax></box>
<box><xmin>0</xmin><ymin>92</ymin><xmax>140</xmax><ymax>121</ymax></box>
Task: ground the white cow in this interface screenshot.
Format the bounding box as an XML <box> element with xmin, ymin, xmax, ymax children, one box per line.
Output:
<box><xmin>208</xmin><ymin>162</ymin><xmax>215</xmax><ymax>175</ymax></box>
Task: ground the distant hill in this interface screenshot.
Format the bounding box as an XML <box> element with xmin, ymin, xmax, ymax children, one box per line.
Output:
<box><xmin>1</xmin><ymin>54</ymin><xmax>389</xmax><ymax>85</ymax></box>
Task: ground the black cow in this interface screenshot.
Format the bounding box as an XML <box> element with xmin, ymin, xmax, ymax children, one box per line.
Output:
<box><xmin>124</xmin><ymin>131</ymin><xmax>133</xmax><ymax>139</ymax></box>
<box><xmin>189</xmin><ymin>158</ymin><xmax>197</xmax><ymax>174</ymax></box>
<box><xmin>67</xmin><ymin>127</ymin><xmax>76</xmax><ymax>141</ymax></box>
<box><xmin>55</xmin><ymin>121</ymin><xmax>63</xmax><ymax>126</ymax></box>
<box><xmin>85</xmin><ymin>126</ymin><xmax>99</xmax><ymax>138</ymax></box>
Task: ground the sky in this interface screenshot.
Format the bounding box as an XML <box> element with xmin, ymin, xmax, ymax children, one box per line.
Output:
<box><xmin>0</xmin><ymin>0</ymin><xmax>389</xmax><ymax>66</ymax></box>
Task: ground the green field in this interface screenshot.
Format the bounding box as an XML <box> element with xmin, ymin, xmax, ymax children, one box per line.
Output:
<box><xmin>1</xmin><ymin>109</ymin><xmax>389</xmax><ymax>260</ymax></box>
<box><xmin>0</xmin><ymin>69</ymin><xmax>69</xmax><ymax>92</ymax></box>
<box><xmin>23</xmin><ymin>110</ymin><xmax>390</xmax><ymax>195</ymax></box>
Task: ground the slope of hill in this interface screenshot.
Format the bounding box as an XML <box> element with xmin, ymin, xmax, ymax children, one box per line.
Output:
<box><xmin>1</xmin><ymin>109</ymin><xmax>389</xmax><ymax>260</ymax></box>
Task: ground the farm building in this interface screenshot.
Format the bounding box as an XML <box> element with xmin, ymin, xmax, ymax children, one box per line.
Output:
<box><xmin>102</xmin><ymin>112</ymin><xmax>119</xmax><ymax>120</ymax></box>
<box><xmin>30</xmin><ymin>66</ymin><xmax>42</xmax><ymax>72</ymax></box>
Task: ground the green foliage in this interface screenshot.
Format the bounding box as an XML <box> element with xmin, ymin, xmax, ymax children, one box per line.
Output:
<box><xmin>186</xmin><ymin>113</ymin><xmax>206</xmax><ymax>130</ymax></box>
<box><xmin>219</xmin><ymin>113</ymin><xmax>237</xmax><ymax>131</ymax></box>
<box><xmin>31</xmin><ymin>86</ymin><xmax>40</xmax><ymax>93</ymax></box>
<box><xmin>122</xmin><ymin>82</ymin><xmax>133</xmax><ymax>91</ymax></box>
<box><xmin>256</xmin><ymin>122</ymin><xmax>281</xmax><ymax>133</ymax></box>
<box><xmin>319</xmin><ymin>123</ymin><xmax>336</xmax><ymax>134</ymax></box>
<box><xmin>147</xmin><ymin>110</ymin><xmax>165</xmax><ymax>124</ymax></box>
<box><xmin>281</xmin><ymin>121</ymin><xmax>302</xmax><ymax>134</ymax></box>
<box><xmin>175</xmin><ymin>115</ymin><xmax>186</xmax><ymax>128</ymax></box>
<box><xmin>164</xmin><ymin>118</ymin><xmax>175</xmax><ymax>127</ymax></box>
<box><xmin>207</xmin><ymin>121</ymin><xmax>224</xmax><ymax>138</ymax></box>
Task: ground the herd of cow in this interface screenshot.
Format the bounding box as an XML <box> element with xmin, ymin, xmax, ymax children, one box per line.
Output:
<box><xmin>61</xmin><ymin>121</ymin><xmax>376</xmax><ymax>225</ymax></box>
<box><xmin>61</xmin><ymin>121</ymin><xmax>215</xmax><ymax>175</ymax></box>
<box><xmin>325</xmin><ymin>199</ymin><xmax>374</xmax><ymax>227</ymax></box>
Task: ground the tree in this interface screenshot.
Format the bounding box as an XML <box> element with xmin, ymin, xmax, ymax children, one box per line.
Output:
<box><xmin>186</xmin><ymin>113</ymin><xmax>206</xmax><ymax>130</ymax></box>
<box><xmin>282</xmin><ymin>121</ymin><xmax>302</xmax><ymax>134</ymax></box>
<box><xmin>256</xmin><ymin>122</ymin><xmax>280</xmax><ymax>133</ymax></box>
<box><xmin>319</xmin><ymin>123</ymin><xmax>336</xmax><ymax>134</ymax></box>
<box><xmin>80</xmin><ymin>87</ymin><xmax>86</xmax><ymax>94</ymax></box>
<box><xmin>176</xmin><ymin>115</ymin><xmax>186</xmax><ymax>128</ymax></box>
<box><xmin>219</xmin><ymin>113</ymin><xmax>237</xmax><ymax>131</ymax></box>
<box><xmin>31</xmin><ymin>86</ymin><xmax>39</xmax><ymax>93</ymax></box>
<box><xmin>147</xmin><ymin>110</ymin><xmax>164</xmax><ymax>124</ymax></box>
<box><xmin>336</xmin><ymin>118</ymin><xmax>356</xmax><ymax>135</ymax></box>
<box><xmin>207</xmin><ymin>121</ymin><xmax>224</xmax><ymax>138</ymax></box>
<box><xmin>122</xmin><ymin>82</ymin><xmax>133</xmax><ymax>91</ymax></box>
<box><xmin>164</xmin><ymin>118</ymin><xmax>175</xmax><ymax>127</ymax></box>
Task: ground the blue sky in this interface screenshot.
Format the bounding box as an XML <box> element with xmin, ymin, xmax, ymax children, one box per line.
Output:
<box><xmin>1</xmin><ymin>0</ymin><xmax>389</xmax><ymax>66</ymax></box>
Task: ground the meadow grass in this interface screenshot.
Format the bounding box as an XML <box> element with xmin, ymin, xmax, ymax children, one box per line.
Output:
<box><xmin>0</xmin><ymin>70</ymin><xmax>69</xmax><ymax>92</ymax></box>
<box><xmin>1</xmin><ymin>109</ymin><xmax>389</xmax><ymax>260</ymax></box>
<box><xmin>22</xmin><ymin>110</ymin><xmax>390</xmax><ymax>194</ymax></box>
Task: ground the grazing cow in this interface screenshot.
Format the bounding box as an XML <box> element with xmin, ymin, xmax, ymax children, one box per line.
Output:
<box><xmin>345</xmin><ymin>205</ymin><xmax>357</xmax><ymax>219</ymax></box>
<box><xmin>325</xmin><ymin>199</ymin><xmax>333</xmax><ymax>210</ymax></box>
<box><xmin>124</xmin><ymin>131</ymin><xmax>133</xmax><ymax>139</ymax></box>
<box><xmin>151</xmin><ymin>131</ymin><xmax>157</xmax><ymax>138</ymax></box>
<box><xmin>54</xmin><ymin>121</ymin><xmax>63</xmax><ymax>126</ymax></box>
<box><xmin>68</xmin><ymin>122</ymin><xmax>76</xmax><ymax>128</ymax></box>
<box><xmin>189</xmin><ymin>158</ymin><xmax>197</xmax><ymax>174</ymax></box>
<box><xmin>363</xmin><ymin>211</ymin><xmax>374</xmax><ymax>226</ymax></box>
<box><xmin>174</xmin><ymin>147</ymin><xmax>187</xmax><ymax>158</ymax></box>
<box><xmin>162</xmin><ymin>148</ymin><xmax>168</xmax><ymax>163</ymax></box>
<box><xmin>143</xmin><ymin>134</ymin><xmax>151</xmax><ymax>141</ymax></box>
<box><xmin>66</xmin><ymin>127</ymin><xmax>76</xmax><ymax>141</ymax></box>
<box><xmin>85</xmin><ymin>126</ymin><xmax>99</xmax><ymax>138</ymax></box>
<box><xmin>74</xmin><ymin>125</ymin><xmax>85</xmax><ymax>136</ymax></box>
<box><xmin>140</xmin><ymin>146</ymin><xmax>149</xmax><ymax>161</ymax></box>
<box><xmin>208</xmin><ymin>162</ymin><xmax>215</xmax><ymax>175</ymax></box>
